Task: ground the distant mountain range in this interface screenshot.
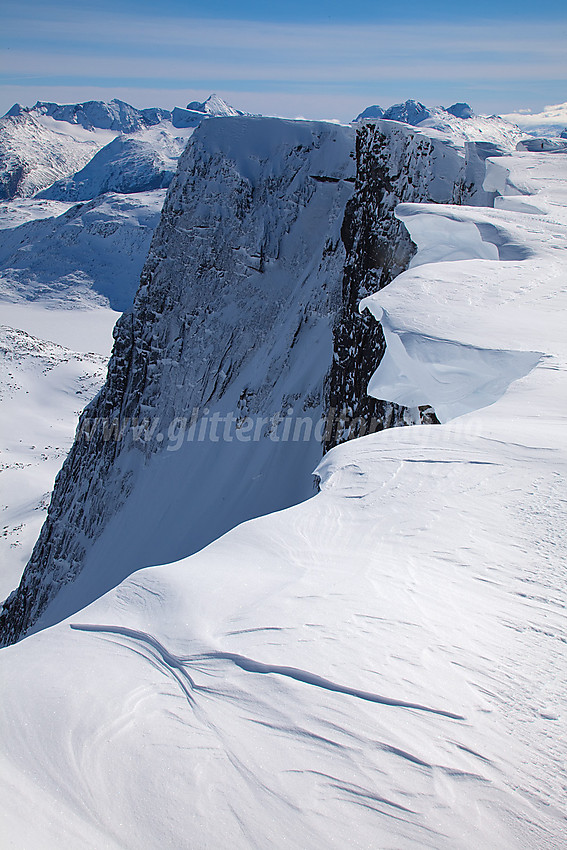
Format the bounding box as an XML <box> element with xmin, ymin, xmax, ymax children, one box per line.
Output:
<box><xmin>6</xmin><ymin>94</ymin><xmax>245</xmax><ymax>134</ymax></box>
<box><xmin>0</xmin><ymin>94</ymin><xmax>244</xmax><ymax>201</ymax></box>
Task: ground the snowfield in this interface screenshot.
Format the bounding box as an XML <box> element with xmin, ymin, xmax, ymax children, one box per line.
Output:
<box><xmin>0</xmin><ymin>137</ymin><xmax>565</xmax><ymax>850</ymax></box>
<box><xmin>0</xmin><ymin>112</ymin><xmax>110</xmax><ymax>200</ymax></box>
<box><xmin>0</xmin><ymin>326</ymin><xmax>108</xmax><ymax>598</ymax></box>
<box><xmin>0</xmin><ymin>190</ymin><xmax>166</xmax><ymax>311</ymax></box>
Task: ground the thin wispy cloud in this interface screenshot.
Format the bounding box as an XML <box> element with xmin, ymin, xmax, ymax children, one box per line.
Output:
<box><xmin>1</xmin><ymin>3</ymin><xmax>566</xmax><ymax>119</ymax></box>
<box><xmin>4</xmin><ymin>50</ymin><xmax>566</xmax><ymax>85</ymax></box>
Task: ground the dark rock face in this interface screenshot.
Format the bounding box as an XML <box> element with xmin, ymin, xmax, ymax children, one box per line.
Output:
<box><xmin>0</xmin><ymin>116</ymin><xmax>354</xmax><ymax>645</ymax></box>
<box><xmin>447</xmin><ymin>103</ymin><xmax>474</xmax><ymax>119</ymax></box>
<box><xmin>0</xmin><ymin>160</ymin><xmax>24</xmax><ymax>201</ymax></box>
<box><xmin>324</xmin><ymin>120</ymin><xmax>466</xmax><ymax>451</ymax></box>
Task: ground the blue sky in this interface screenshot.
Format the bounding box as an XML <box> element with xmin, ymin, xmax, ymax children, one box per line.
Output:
<box><xmin>2</xmin><ymin>0</ymin><xmax>566</xmax><ymax>120</ymax></box>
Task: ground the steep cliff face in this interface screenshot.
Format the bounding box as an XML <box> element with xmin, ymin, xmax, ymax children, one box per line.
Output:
<box><xmin>0</xmin><ymin>117</ymin><xmax>355</xmax><ymax>643</ymax></box>
<box><xmin>325</xmin><ymin>120</ymin><xmax>467</xmax><ymax>449</ymax></box>
<box><xmin>0</xmin><ymin>115</ymin><xmax>503</xmax><ymax>645</ymax></box>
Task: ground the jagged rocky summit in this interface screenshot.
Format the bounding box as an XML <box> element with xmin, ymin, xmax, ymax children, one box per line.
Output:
<box><xmin>355</xmin><ymin>99</ymin><xmax>473</xmax><ymax>125</ymax></box>
<box><xmin>355</xmin><ymin>99</ymin><xmax>434</xmax><ymax>125</ymax></box>
<box><xmin>0</xmin><ymin>111</ymin><xmax>519</xmax><ymax>645</ymax></box>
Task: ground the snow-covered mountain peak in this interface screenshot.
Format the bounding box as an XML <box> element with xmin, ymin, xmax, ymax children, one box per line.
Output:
<box><xmin>1</xmin><ymin>93</ymin><xmax>567</xmax><ymax>848</ymax></box>
<box><xmin>186</xmin><ymin>93</ymin><xmax>243</xmax><ymax>117</ymax></box>
<box><xmin>6</xmin><ymin>98</ymin><xmax>172</xmax><ymax>134</ymax></box>
<box><xmin>353</xmin><ymin>100</ymin><xmax>521</xmax><ymax>151</ymax></box>
<box><xmin>354</xmin><ymin>104</ymin><xmax>385</xmax><ymax>122</ymax></box>
<box><xmin>382</xmin><ymin>99</ymin><xmax>433</xmax><ymax>125</ymax></box>
<box><xmin>446</xmin><ymin>102</ymin><xmax>474</xmax><ymax>119</ymax></box>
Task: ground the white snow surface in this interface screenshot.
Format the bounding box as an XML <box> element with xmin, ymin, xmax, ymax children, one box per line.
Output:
<box><xmin>0</xmin><ymin>113</ymin><xmax>106</xmax><ymax>199</ymax></box>
<box><xmin>0</xmin><ymin>190</ymin><xmax>166</xmax><ymax>311</ymax></box>
<box><xmin>13</xmin><ymin>116</ymin><xmax>356</xmax><ymax>629</ymax></box>
<box><xmin>0</xmin><ymin>325</ymin><xmax>108</xmax><ymax>598</ymax></box>
<box><xmin>0</xmin><ymin>144</ymin><xmax>566</xmax><ymax>849</ymax></box>
<box><xmin>413</xmin><ymin>112</ymin><xmax>523</xmax><ymax>154</ymax></box>
<box><xmin>0</xmin><ymin>297</ymin><xmax>115</xmax><ymax>595</ymax></box>
<box><xmin>37</xmin><ymin>124</ymin><xmax>194</xmax><ymax>202</ymax></box>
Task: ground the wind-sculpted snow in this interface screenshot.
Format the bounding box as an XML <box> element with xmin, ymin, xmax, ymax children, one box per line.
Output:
<box><xmin>326</xmin><ymin>119</ymin><xmax>471</xmax><ymax>448</ymax></box>
<box><xmin>70</xmin><ymin>623</ymin><xmax>464</xmax><ymax>718</ymax></box>
<box><xmin>360</xmin><ymin>168</ymin><xmax>562</xmax><ymax>423</ymax></box>
<box><xmin>0</xmin><ymin>113</ymin><xmax>520</xmax><ymax>643</ymax></box>
<box><xmin>0</xmin><ymin>143</ymin><xmax>565</xmax><ymax>849</ymax></box>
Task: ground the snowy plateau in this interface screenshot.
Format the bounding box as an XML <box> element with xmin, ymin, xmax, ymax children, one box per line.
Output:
<box><xmin>0</xmin><ymin>95</ymin><xmax>566</xmax><ymax>850</ymax></box>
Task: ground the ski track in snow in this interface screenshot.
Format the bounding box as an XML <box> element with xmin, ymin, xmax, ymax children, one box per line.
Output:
<box><xmin>70</xmin><ymin>623</ymin><xmax>465</xmax><ymax>719</ymax></box>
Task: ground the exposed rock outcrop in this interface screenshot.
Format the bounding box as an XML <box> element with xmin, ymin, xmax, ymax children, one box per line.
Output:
<box><xmin>325</xmin><ymin>120</ymin><xmax>467</xmax><ymax>449</ymax></box>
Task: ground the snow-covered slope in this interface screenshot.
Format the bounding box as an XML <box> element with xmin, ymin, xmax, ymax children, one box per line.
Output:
<box><xmin>1</xmin><ymin>94</ymin><xmax>243</xmax><ymax>203</ymax></box>
<box><xmin>0</xmin><ymin>327</ymin><xmax>107</xmax><ymax>599</ymax></box>
<box><xmin>416</xmin><ymin>111</ymin><xmax>523</xmax><ymax>151</ymax></box>
<box><xmin>0</xmin><ymin>191</ymin><xmax>165</xmax><ymax>311</ymax></box>
<box><xmin>354</xmin><ymin>100</ymin><xmax>523</xmax><ymax>153</ymax></box>
<box><xmin>0</xmin><ymin>147</ymin><xmax>565</xmax><ymax>849</ymax></box>
<box><xmin>37</xmin><ymin>134</ymin><xmax>184</xmax><ymax>201</ymax></box>
<box><xmin>185</xmin><ymin>92</ymin><xmax>244</xmax><ymax>118</ymax></box>
<box><xmin>0</xmin><ymin>111</ymin><xmax>522</xmax><ymax>646</ymax></box>
<box><xmin>0</xmin><ymin>94</ymin><xmax>244</xmax><ymax>599</ymax></box>
<box><xmin>0</xmin><ymin>113</ymin><xmax>104</xmax><ymax>200</ymax></box>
